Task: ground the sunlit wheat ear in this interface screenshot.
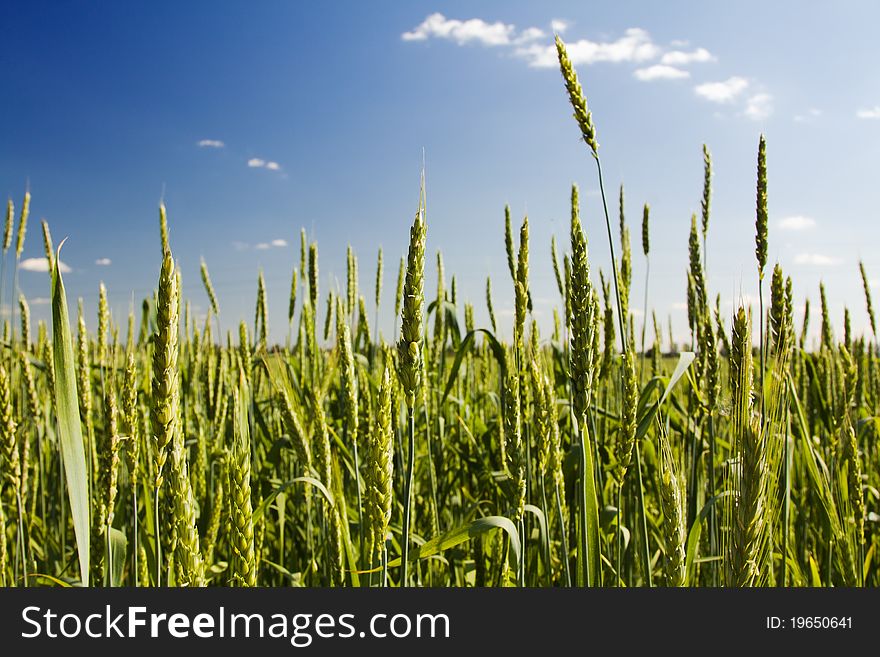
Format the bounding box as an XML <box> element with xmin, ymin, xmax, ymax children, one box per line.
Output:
<box><xmin>200</xmin><ymin>258</ymin><xmax>220</xmax><ymax>317</ymax></box>
<box><xmin>819</xmin><ymin>282</ymin><xmax>833</xmax><ymax>349</ymax></box>
<box><xmin>152</xmin><ymin>248</ymin><xmax>179</xmax><ymax>490</ymax></box>
<box><xmin>255</xmin><ymin>269</ymin><xmax>268</xmax><ymax>351</ymax></box>
<box><xmin>859</xmin><ymin>261</ymin><xmax>877</xmax><ymax>340</ymax></box>
<box><xmin>597</xmin><ymin>272</ymin><xmax>613</xmax><ymax>378</ymax></box>
<box><xmin>15</xmin><ymin>190</ymin><xmax>30</xmax><ymax>259</ymax></box>
<box><xmin>202</xmin><ymin>459</ymin><xmax>225</xmax><ymax>568</ymax></box>
<box><xmin>688</xmin><ymin>214</ymin><xmax>706</xmax><ymax>311</ymax></box>
<box><xmin>551</xmin><ymin>235</ymin><xmax>565</xmax><ymax>299</ymax></box>
<box><xmin>729</xmin><ymin>306</ymin><xmax>765</xmax><ymax>587</ymax></box>
<box><xmin>323</xmin><ymin>291</ymin><xmax>334</xmax><ymax>342</ymax></box>
<box><xmin>514</xmin><ymin>216</ymin><xmax>529</xmax><ymax>348</ymax></box>
<box><xmin>309</xmin><ymin>242</ymin><xmax>319</xmax><ymax>312</ymax></box>
<box><xmin>18</xmin><ymin>294</ymin><xmax>30</xmax><ymax>351</ymax></box>
<box><xmin>365</xmin><ymin>363</ymin><xmax>393</xmax><ymax>561</ymax></box>
<box><xmin>755</xmin><ymin>135</ymin><xmax>768</xmax><ymax>279</ymax></box>
<box><xmin>346</xmin><ymin>245</ymin><xmax>358</xmax><ymax>319</ymax></box>
<box><xmin>769</xmin><ymin>264</ymin><xmax>787</xmax><ymax>354</ymax></box>
<box><xmin>287</xmin><ymin>267</ymin><xmax>298</xmax><ymax>325</ymax></box>
<box><xmin>122</xmin><ymin>352</ymin><xmax>139</xmax><ymax>488</ymax></box>
<box><xmin>394</xmin><ymin>256</ymin><xmax>405</xmax><ymax>322</ymax></box>
<box><xmin>569</xmin><ymin>182</ymin><xmax>598</xmax><ymax>421</ymax></box>
<box><xmin>299</xmin><ymin>227</ymin><xmax>307</xmax><ymax>280</ymax></box>
<box><xmin>374</xmin><ymin>246</ymin><xmax>383</xmax><ymax>310</ymax></box>
<box><xmin>97</xmin><ymin>283</ymin><xmax>108</xmax><ymax>366</ymax></box>
<box><xmin>555</xmin><ymin>36</ymin><xmax>599</xmax><ymax>157</ymax></box>
<box><xmin>397</xmin><ymin>208</ymin><xmax>426</xmax><ymax>407</ymax></box>
<box><xmin>3</xmin><ymin>198</ymin><xmax>12</xmax><ymax>252</ymax></box>
<box><xmin>229</xmin><ymin>382</ymin><xmax>256</xmax><ymax>587</ymax></box>
<box><xmin>701</xmin><ymin>144</ymin><xmax>712</xmax><ymax>239</ymax></box>
<box><xmin>485</xmin><ymin>276</ymin><xmax>497</xmax><ymax>334</ymax></box>
<box><xmin>336</xmin><ymin>297</ymin><xmax>358</xmax><ymax>438</ymax></box>
<box><xmin>0</xmin><ymin>365</ymin><xmax>20</xmax><ymax>496</ymax></box>
<box><xmin>504</xmin><ymin>205</ymin><xmax>516</xmax><ymax>282</ymax></box>
<box><xmin>502</xmin><ymin>355</ymin><xmax>525</xmax><ymax>523</ymax></box>
<box><xmin>658</xmin><ymin>425</ymin><xmax>686</xmax><ymax>587</ymax></box>
<box><xmin>432</xmin><ymin>251</ymin><xmax>445</xmax><ymax>350</ymax></box>
<box><xmin>159</xmin><ymin>202</ymin><xmax>169</xmax><ymax>254</ymax></box>
<box><xmin>41</xmin><ymin>219</ymin><xmax>54</xmax><ymax>269</ymax></box>
<box><xmin>0</xmin><ymin>491</ymin><xmax>7</xmax><ymax>585</ymax></box>
<box><xmin>613</xmin><ymin>350</ymin><xmax>637</xmax><ymax>485</ymax></box>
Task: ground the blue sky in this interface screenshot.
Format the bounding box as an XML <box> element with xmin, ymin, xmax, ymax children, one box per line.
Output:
<box><xmin>2</xmin><ymin>1</ymin><xmax>879</xmax><ymax>347</ymax></box>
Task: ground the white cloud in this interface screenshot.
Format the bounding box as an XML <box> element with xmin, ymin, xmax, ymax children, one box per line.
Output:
<box><xmin>794</xmin><ymin>108</ymin><xmax>821</xmax><ymax>123</ymax></box>
<box><xmin>778</xmin><ymin>215</ymin><xmax>816</xmax><ymax>231</ymax></box>
<box><xmin>20</xmin><ymin>257</ymin><xmax>71</xmax><ymax>273</ymax></box>
<box><xmin>672</xmin><ymin>302</ymin><xmax>688</xmax><ymax>311</ymax></box>
<box><xmin>233</xmin><ymin>239</ymin><xmax>286</xmax><ymax>251</ymax></box>
<box><xmin>513</xmin><ymin>43</ymin><xmax>558</xmax><ymax>68</ymax></box>
<box><xmin>633</xmin><ymin>64</ymin><xmax>689</xmax><ymax>81</ymax></box>
<box><xmin>29</xmin><ymin>297</ymin><xmax>50</xmax><ymax>306</ymax></box>
<box><xmin>694</xmin><ymin>76</ymin><xmax>748</xmax><ymax>103</ymax></box>
<box><xmin>197</xmin><ymin>139</ymin><xmax>225</xmax><ymax>148</ymax></box>
<box><xmin>521</xmin><ymin>27</ymin><xmax>660</xmax><ymax>68</ymax></box>
<box><xmin>95</xmin><ymin>258</ymin><xmax>112</xmax><ymax>266</ymax></box>
<box><xmin>402</xmin><ymin>13</ymin><xmax>515</xmax><ymax>46</ymax></box>
<box><xmin>515</xmin><ymin>27</ymin><xmax>545</xmax><ymax>44</ymax></box>
<box><xmin>661</xmin><ymin>47</ymin><xmax>715</xmax><ymax>65</ymax></box>
<box><xmin>551</xmin><ymin>19</ymin><xmax>569</xmax><ymax>34</ymax></box>
<box><xmin>744</xmin><ymin>93</ymin><xmax>773</xmax><ymax>120</ymax></box>
<box><xmin>794</xmin><ymin>253</ymin><xmax>839</xmax><ymax>266</ymax></box>
<box><xmin>248</xmin><ymin>158</ymin><xmax>282</xmax><ymax>171</ymax></box>
<box><xmin>856</xmin><ymin>106</ymin><xmax>880</xmax><ymax>119</ymax></box>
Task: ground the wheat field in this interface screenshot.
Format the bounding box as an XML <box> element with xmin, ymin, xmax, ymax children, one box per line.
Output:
<box><xmin>0</xmin><ymin>36</ymin><xmax>875</xmax><ymax>588</ymax></box>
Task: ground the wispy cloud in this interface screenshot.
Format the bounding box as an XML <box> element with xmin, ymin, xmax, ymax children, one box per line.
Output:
<box><xmin>248</xmin><ymin>158</ymin><xmax>282</xmax><ymax>171</ymax></box>
<box><xmin>197</xmin><ymin>139</ymin><xmax>225</xmax><ymax>148</ymax></box>
<box><xmin>744</xmin><ymin>93</ymin><xmax>773</xmax><ymax>120</ymax></box>
<box><xmin>661</xmin><ymin>47</ymin><xmax>715</xmax><ymax>65</ymax></box>
<box><xmin>20</xmin><ymin>257</ymin><xmax>71</xmax><ymax>273</ymax></box>
<box><xmin>515</xmin><ymin>27</ymin><xmax>545</xmax><ymax>44</ymax></box>
<box><xmin>634</xmin><ymin>64</ymin><xmax>689</xmax><ymax>81</ymax></box>
<box><xmin>694</xmin><ymin>76</ymin><xmax>749</xmax><ymax>103</ymax></box>
<box><xmin>856</xmin><ymin>106</ymin><xmax>880</xmax><ymax>119</ymax></box>
<box><xmin>95</xmin><ymin>258</ymin><xmax>112</xmax><ymax>266</ymax></box>
<box><xmin>29</xmin><ymin>297</ymin><xmax>50</xmax><ymax>306</ymax></box>
<box><xmin>236</xmin><ymin>239</ymin><xmax>288</xmax><ymax>251</ymax></box>
<box><xmin>402</xmin><ymin>13</ymin><xmax>515</xmax><ymax>46</ymax></box>
<box><xmin>794</xmin><ymin>252</ymin><xmax>839</xmax><ymax>266</ymax></box>
<box><xmin>551</xmin><ymin>19</ymin><xmax>569</xmax><ymax>34</ymax></box>
<box><xmin>778</xmin><ymin>215</ymin><xmax>816</xmax><ymax>231</ymax></box>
